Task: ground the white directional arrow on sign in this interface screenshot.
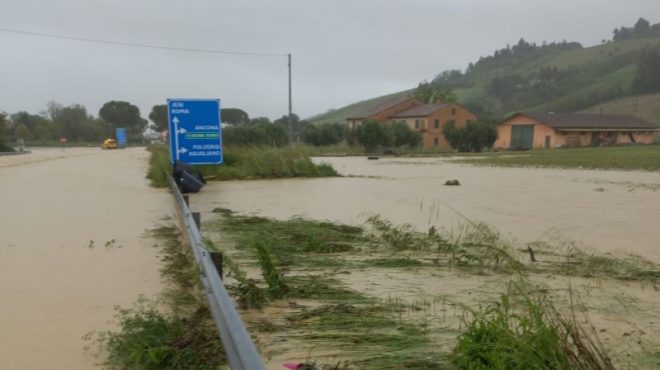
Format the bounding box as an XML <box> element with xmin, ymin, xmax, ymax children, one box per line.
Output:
<box><xmin>178</xmin><ymin>147</ymin><xmax>188</xmax><ymax>155</ymax></box>
<box><xmin>172</xmin><ymin>116</ymin><xmax>180</xmax><ymax>125</ymax></box>
<box><xmin>176</xmin><ymin>127</ymin><xmax>187</xmax><ymax>135</ymax></box>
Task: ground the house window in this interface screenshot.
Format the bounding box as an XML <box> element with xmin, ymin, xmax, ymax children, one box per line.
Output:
<box><xmin>434</xmin><ymin>119</ymin><xmax>440</xmax><ymax>129</ymax></box>
<box><xmin>434</xmin><ymin>137</ymin><xmax>439</xmax><ymax>146</ymax></box>
<box><xmin>415</xmin><ymin>119</ymin><xmax>420</xmax><ymax>129</ymax></box>
<box><xmin>451</xmin><ymin>108</ymin><xmax>456</xmax><ymax>115</ymax></box>
<box><xmin>446</xmin><ymin>119</ymin><xmax>456</xmax><ymax>128</ymax></box>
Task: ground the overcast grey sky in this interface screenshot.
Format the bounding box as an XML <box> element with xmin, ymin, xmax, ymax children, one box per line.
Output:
<box><xmin>1</xmin><ymin>0</ymin><xmax>659</xmax><ymax>121</ymax></box>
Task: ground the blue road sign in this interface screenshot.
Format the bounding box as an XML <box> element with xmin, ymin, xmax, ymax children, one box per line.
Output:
<box><xmin>167</xmin><ymin>99</ymin><xmax>223</xmax><ymax>165</ymax></box>
<box><xmin>116</xmin><ymin>128</ymin><xmax>127</xmax><ymax>146</ymax></box>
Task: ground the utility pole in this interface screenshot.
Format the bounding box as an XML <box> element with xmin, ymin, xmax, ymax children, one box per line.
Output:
<box><xmin>288</xmin><ymin>53</ymin><xmax>293</xmax><ymax>144</ymax></box>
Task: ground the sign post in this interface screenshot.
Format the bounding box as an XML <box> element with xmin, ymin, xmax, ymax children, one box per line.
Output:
<box><xmin>167</xmin><ymin>99</ymin><xmax>222</xmax><ymax>165</ymax></box>
<box><xmin>116</xmin><ymin>128</ymin><xmax>127</xmax><ymax>146</ymax></box>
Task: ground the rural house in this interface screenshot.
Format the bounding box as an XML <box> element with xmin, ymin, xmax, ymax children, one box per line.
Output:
<box><xmin>346</xmin><ymin>97</ymin><xmax>478</xmax><ymax>150</ymax></box>
<box><xmin>494</xmin><ymin>113</ymin><xmax>659</xmax><ymax>150</ymax></box>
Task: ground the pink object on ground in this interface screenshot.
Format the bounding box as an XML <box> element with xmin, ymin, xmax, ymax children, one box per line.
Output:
<box><xmin>283</xmin><ymin>363</ymin><xmax>303</xmax><ymax>370</ymax></box>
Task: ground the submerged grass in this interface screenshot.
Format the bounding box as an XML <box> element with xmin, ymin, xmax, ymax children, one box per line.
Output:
<box><xmin>208</xmin><ymin>210</ymin><xmax>657</xmax><ymax>368</ymax></box>
<box><xmin>146</xmin><ymin>144</ymin><xmax>338</xmax><ymax>188</ymax></box>
<box><xmin>286</xmin><ymin>303</ymin><xmax>444</xmax><ymax>370</ymax></box>
<box><xmin>211</xmin><ymin>214</ymin><xmax>366</xmax><ymax>265</ymax></box>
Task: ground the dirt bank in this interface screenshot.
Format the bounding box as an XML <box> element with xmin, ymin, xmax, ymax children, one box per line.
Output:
<box><xmin>0</xmin><ymin>147</ymin><xmax>170</xmax><ymax>369</ymax></box>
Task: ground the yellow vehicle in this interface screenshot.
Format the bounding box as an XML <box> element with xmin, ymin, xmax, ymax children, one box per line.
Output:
<box><xmin>101</xmin><ymin>138</ymin><xmax>118</xmax><ymax>149</ymax></box>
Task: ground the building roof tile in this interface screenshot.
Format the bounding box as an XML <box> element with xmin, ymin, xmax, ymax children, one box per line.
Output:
<box><xmin>519</xmin><ymin>113</ymin><xmax>658</xmax><ymax>130</ymax></box>
<box><xmin>390</xmin><ymin>103</ymin><xmax>451</xmax><ymax>118</ymax></box>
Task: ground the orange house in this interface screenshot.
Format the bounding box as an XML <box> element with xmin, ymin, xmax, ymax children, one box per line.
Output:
<box><xmin>346</xmin><ymin>97</ymin><xmax>478</xmax><ymax>150</ymax></box>
<box><xmin>494</xmin><ymin>113</ymin><xmax>659</xmax><ymax>150</ymax></box>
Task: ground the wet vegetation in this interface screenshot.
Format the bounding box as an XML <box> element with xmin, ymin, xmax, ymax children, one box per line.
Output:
<box><xmin>453</xmin><ymin>145</ymin><xmax>660</xmax><ymax>172</ymax></box>
<box><xmin>452</xmin><ymin>282</ymin><xmax>614</xmax><ymax>370</ymax></box>
<box><xmin>207</xmin><ymin>211</ymin><xmax>660</xmax><ymax>368</ymax></box>
<box><xmin>88</xmin><ymin>225</ymin><xmax>226</xmax><ymax>370</ymax></box>
<box><xmin>146</xmin><ymin>144</ymin><xmax>338</xmax><ymax>188</ymax></box>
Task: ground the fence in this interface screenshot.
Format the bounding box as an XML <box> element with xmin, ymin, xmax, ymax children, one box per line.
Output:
<box><xmin>168</xmin><ymin>175</ymin><xmax>266</xmax><ymax>370</ymax></box>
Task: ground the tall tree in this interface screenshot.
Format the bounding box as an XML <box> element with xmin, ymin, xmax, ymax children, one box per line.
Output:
<box><xmin>148</xmin><ymin>104</ymin><xmax>168</xmax><ymax>132</ymax></box>
<box><xmin>414</xmin><ymin>81</ymin><xmax>457</xmax><ymax>104</ymax></box>
<box><xmin>634</xmin><ymin>18</ymin><xmax>650</xmax><ymax>35</ymax></box>
<box><xmin>632</xmin><ymin>48</ymin><xmax>660</xmax><ymax>94</ymax></box>
<box><xmin>99</xmin><ymin>101</ymin><xmax>147</xmax><ymax>138</ymax></box>
<box><xmin>0</xmin><ymin>113</ymin><xmax>12</xmax><ymax>151</ymax></box>
<box><xmin>49</xmin><ymin>102</ymin><xmax>89</xmax><ymax>141</ymax></box>
<box><xmin>221</xmin><ymin>108</ymin><xmax>249</xmax><ymax>125</ymax></box>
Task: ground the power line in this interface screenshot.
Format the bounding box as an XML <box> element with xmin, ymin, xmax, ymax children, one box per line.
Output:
<box><xmin>0</xmin><ymin>26</ymin><xmax>286</xmax><ymax>57</ymax></box>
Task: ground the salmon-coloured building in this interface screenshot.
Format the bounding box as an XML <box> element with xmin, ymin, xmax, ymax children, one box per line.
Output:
<box><xmin>494</xmin><ymin>113</ymin><xmax>659</xmax><ymax>150</ymax></box>
<box><xmin>346</xmin><ymin>97</ymin><xmax>477</xmax><ymax>150</ymax></box>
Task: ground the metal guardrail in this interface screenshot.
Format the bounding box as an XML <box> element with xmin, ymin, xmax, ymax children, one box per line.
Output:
<box><xmin>168</xmin><ymin>175</ymin><xmax>266</xmax><ymax>370</ymax></box>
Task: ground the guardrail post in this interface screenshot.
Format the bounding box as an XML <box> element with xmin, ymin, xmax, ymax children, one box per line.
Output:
<box><xmin>210</xmin><ymin>252</ymin><xmax>224</xmax><ymax>279</ymax></box>
<box><xmin>192</xmin><ymin>212</ymin><xmax>201</xmax><ymax>230</ymax></box>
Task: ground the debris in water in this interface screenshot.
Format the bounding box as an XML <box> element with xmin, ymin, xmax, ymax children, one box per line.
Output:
<box><xmin>445</xmin><ymin>179</ymin><xmax>460</xmax><ymax>186</ymax></box>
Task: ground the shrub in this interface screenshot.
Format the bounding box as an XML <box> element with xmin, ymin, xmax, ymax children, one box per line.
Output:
<box><xmin>443</xmin><ymin>121</ymin><xmax>498</xmax><ymax>152</ymax></box>
<box><xmin>357</xmin><ymin>120</ymin><xmax>392</xmax><ymax>152</ymax></box>
<box><xmin>223</xmin><ymin>123</ymin><xmax>288</xmax><ymax>147</ymax></box>
<box><xmin>301</xmin><ymin>123</ymin><xmax>344</xmax><ymax>146</ymax></box>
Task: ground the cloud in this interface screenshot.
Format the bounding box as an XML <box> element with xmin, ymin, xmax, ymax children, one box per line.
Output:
<box><xmin>1</xmin><ymin>0</ymin><xmax>659</xmax><ymax>120</ymax></box>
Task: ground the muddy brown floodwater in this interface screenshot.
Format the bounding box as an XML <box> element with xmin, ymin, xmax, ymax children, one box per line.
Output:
<box><xmin>193</xmin><ymin>156</ymin><xmax>660</xmax><ymax>263</ymax></box>
<box><xmin>0</xmin><ymin>147</ymin><xmax>171</xmax><ymax>370</ymax></box>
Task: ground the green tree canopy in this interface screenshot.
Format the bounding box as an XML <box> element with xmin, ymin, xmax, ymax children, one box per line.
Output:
<box><xmin>632</xmin><ymin>48</ymin><xmax>660</xmax><ymax>94</ymax></box>
<box><xmin>301</xmin><ymin>123</ymin><xmax>344</xmax><ymax>146</ymax></box>
<box><xmin>221</xmin><ymin>108</ymin><xmax>249</xmax><ymax>125</ymax></box>
<box><xmin>390</xmin><ymin>121</ymin><xmax>422</xmax><ymax>148</ymax></box>
<box><xmin>414</xmin><ymin>80</ymin><xmax>458</xmax><ymax>104</ymax></box>
<box><xmin>99</xmin><ymin>101</ymin><xmax>147</xmax><ymax>139</ymax></box>
<box><xmin>49</xmin><ymin>102</ymin><xmax>89</xmax><ymax>141</ymax></box>
<box><xmin>357</xmin><ymin>120</ymin><xmax>393</xmax><ymax>152</ymax></box>
<box><xmin>148</xmin><ymin>104</ymin><xmax>168</xmax><ymax>132</ymax></box>
<box><xmin>443</xmin><ymin>121</ymin><xmax>498</xmax><ymax>152</ymax></box>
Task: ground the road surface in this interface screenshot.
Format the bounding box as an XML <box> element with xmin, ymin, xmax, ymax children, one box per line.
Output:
<box><xmin>0</xmin><ymin>147</ymin><xmax>170</xmax><ymax>369</ymax></box>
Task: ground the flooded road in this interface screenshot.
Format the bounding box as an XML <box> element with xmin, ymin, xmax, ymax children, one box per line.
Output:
<box><xmin>0</xmin><ymin>147</ymin><xmax>170</xmax><ymax>369</ymax></box>
<box><xmin>193</xmin><ymin>156</ymin><xmax>660</xmax><ymax>262</ymax></box>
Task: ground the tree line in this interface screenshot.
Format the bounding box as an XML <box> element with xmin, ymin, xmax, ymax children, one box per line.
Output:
<box><xmin>2</xmin><ymin>100</ymin><xmax>496</xmax><ymax>153</ymax></box>
<box><xmin>3</xmin><ymin>101</ymin><xmax>149</xmax><ymax>144</ymax></box>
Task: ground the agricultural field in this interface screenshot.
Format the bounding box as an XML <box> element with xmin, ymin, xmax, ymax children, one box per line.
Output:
<box><xmin>191</xmin><ymin>156</ymin><xmax>660</xmax><ymax>369</ymax></box>
<box><xmin>452</xmin><ymin>145</ymin><xmax>660</xmax><ymax>171</ymax></box>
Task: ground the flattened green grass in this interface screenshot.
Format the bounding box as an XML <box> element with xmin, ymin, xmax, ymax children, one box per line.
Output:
<box><xmin>454</xmin><ymin>145</ymin><xmax>660</xmax><ymax>171</ymax></box>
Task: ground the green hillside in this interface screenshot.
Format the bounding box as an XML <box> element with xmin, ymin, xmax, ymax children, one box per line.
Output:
<box><xmin>309</xmin><ymin>89</ymin><xmax>413</xmax><ymax>125</ymax></box>
<box><xmin>311</xmin><ymin>20</ymin><xmax>660</xmax><ymax>124</ymax></box>
<box><xmin>581</xmin><ymin>93</ymin><xmax>660</xmax><ymax>124</ymax></box>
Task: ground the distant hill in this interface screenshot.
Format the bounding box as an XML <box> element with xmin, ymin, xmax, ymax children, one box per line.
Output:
<box><xmin>311</xmin><ymin>18</ymin><xmax>660</xmax><ymax>124</ymax></box>
<box><xmin>581</xmin><ymin>93</ymin><xmax>660</xmax><ymax>124</ymax></box>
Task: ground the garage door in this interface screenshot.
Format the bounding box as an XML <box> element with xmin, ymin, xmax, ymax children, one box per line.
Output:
<box><xmin>511</xmin><ymin>125</ymin><xmax>534</xmax><ymax>150</ymax></box>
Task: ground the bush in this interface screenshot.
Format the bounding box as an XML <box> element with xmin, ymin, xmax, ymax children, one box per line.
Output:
<box><xmin>357</xmin><ymin>120</ymin><xmax>392</xmax><ymax>152</ymax></box>
<box><xmin>452</xmin><ymin>282</ymin><xmax>614</xmax><ymax>370</ymax></box>
<box><xmin>390</xmin><ymin>121</ymin><xmax>422</xmax><ymax>148</ymax></box>
<box><xmin>301</xmin><ymin>123</ymin><xmax>344</xmax><ymax>146</ymax></box>
<box><xmin>223</xmin><ymin>123</ymin><xmax>288</xmax><ymax>147</ymax></box>
<box><xmin>443</xmin><ymin>121</ymin><xmax>498</xmax><ymax>152</ymax></box>
<box><xmin>356</xmin><ymin>120</ymin><xmax>421</xmax><ymax>152</ymax></box>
